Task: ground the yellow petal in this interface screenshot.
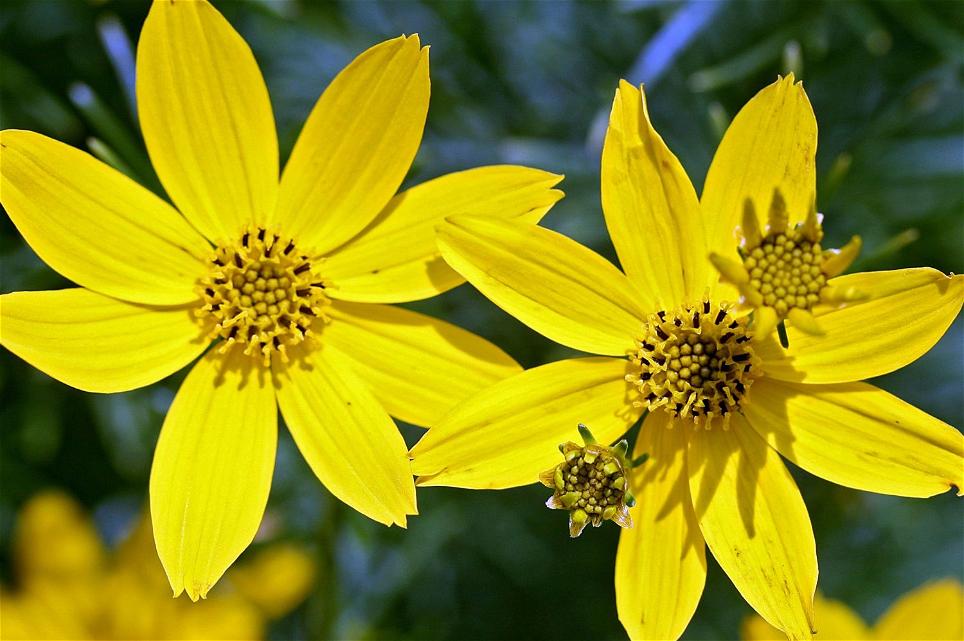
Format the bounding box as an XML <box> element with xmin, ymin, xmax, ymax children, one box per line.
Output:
<box><xmin>746</xmin><ymin>378</ymin><xmax>964</xmax><ymax>497</ymax></box>
<box><xmin>229</xmin><ymin>544</ymin><xmax>315</xmax><ymax>618</ymax></box>
<box><xmin>14</xmin><ymin>491</ymin><xmax>105</xmax><ymax>582</ymax></box>
<box><xmin>615</xmin><ymin>412</ymin><xmax>707</xmax><ymax>641</ymax></box>
<box><xmin>0</xmin><ymin>130</ymin><xmax>208</xmax><ymax>305</ymax></box>
<box><xmin>601</xmin><ymin>81</ymin><xmax>711</xmax><ymax>304</ymax></box>
<box><xmin>437</xmin><ymin>216</ymin><xmax>649</xmax><ymax>356</ymax></box>
<box><xmin>410</xmin><ymin>357</ymin><xmax>642</xmax><ymax>489</ymax></box>
<box><xmin>323</xmin><ymin>300</ymin><xmax>520</xmax><ymax>427</ymax></box>
<box><xmin>751</xmin><ymin>306</ymin><xmax>780</xmax><ymax>340</ymax></box>
<box><xmin>137</xmin><ymin>0</ymin><xmax>278</xmax><ymax>240</ymax></box>
<box><xmin>273</xmin><ymin>345</ymin><xmax>416</xmax><ymax>526</ymax></box>
<box><xmin>0</xmin><ymin>289</ymin><xmax>207</xmax><ymax>393</ymax></box>
<box><xmin>759</xmin><ymin>269</ymin><xmax>964</xmax><ymax>384</ymax></box>
<box><xmin>150</xmin><ymin>348</ymin><xmax>277</xmax><ymax>601</ymax></box>
<box><xmin>324</xmin><ymin>165</ymin><xmax>563</xmax><ymax>303</ymax></box>
<box><xmin>873</xmin><ymin>579</ymin><xmax>964</xmax><ymax>641</ymax></box>
<box><xmin>701</xmin><ymin>75</ymin><xmax>817</xmax><ymax>258</ymax></box>
<box><xmin>687</xmin><ymin>416</ymin><xmax>816</xmax><ymax>640</ymax></box>
<box><xmin>276</xmin><ymin>35</ymin><xmax>429</xmax><ymax>256</ymax></box>
<box><xmin>742</xmin><ymin>594</ymin><xmax>871</xmax><ymax>640</ymax></box>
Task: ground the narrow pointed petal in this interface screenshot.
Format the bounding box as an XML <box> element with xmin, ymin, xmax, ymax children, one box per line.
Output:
<box><xmin>274</xmin><ymin>345</ymin><xmax>416</xmax><ymax>527</ymax></box>
<box><xmin>873</xmin><ymin>580</ymin><xmax>964</xmax><ymax>641</ymax></box>
<box><xmin>437</xmin><ymin>216</ymin><xmax>649</xmax><ymax>356</ymax></box>
<box><xmin>687</xmin><ymin>417</ymin><xmax>817</xmax><ymax>640</ymax></box>
<box><xmin>0</xmin><ymin>130</ymin><xmax>209</xmax><ymax>305</ymax></box>
<box><xmin>615</xmin><ymin>412</ymin><xmax>706</xmax><ymax>641</ymax></box>
<box><xmin>137</xmin><ymin>0</ymin><xmax>279</xmax><ymax>239</ymax></box>
<box><xmin>601</xmin><ymin>81</ymin><xmax>710</xmax><ymax>304</ymax></box>
<box><xmin>410</xmin><ymin>358</ymin><xmax>642</xmax><ymax>489</ymax></box>
<box><xmin>743</xmin><ymin>594</ymin><xmax>871</xmax><ymax>640</ymax></box>
<box><xmin>759</xmin><ymin>268</ymin><xmax>964</xmax><ymax>383</ymax></box>
<box><xmin>751</xmin><ymin>306</ymin><xmax>780</xmax><ymax>341</ymax></box>
<box><xmin>821</xmin><ymin>235</ymin><xmax>862</xmax><ymax>278</ymax></box>
<box><xmin>741</xmin><ymin>199</ymin><xmax>763</xmax><ymax>247</ymax></box>
<box><xmin>709</xmin><ymin>252</ymin><xmax>751</xmax><ymax>285</ymax></box>
<box><xmin>151</xmin><ymin>348</ymin><xmax>277</xmax><ymax>601</ymax></box>
<box><xmin>324</xmin><ymin>166</ymin><xmax>563</xmax><ymax>303</ymax></box>
<box><xmin>276</xmin><ymin>35</ymin><xmax>429</xmax><ymax>256</ymax></box>
<box><xmin>786</xmin><ymin>308</ymin><xmax>824</xmax><ymax>336</ymax></box>
<box><xmin>701</xmin><ymin>75</ymin><xmax>817</xmax><ymax>257</ymax></box>
<box><xmin>322</xmin><ymin>300</ymin><xmax>521</xmax><ymax>427</ymax></box>
<box><xmin>0</xmin><ymin>289</ymin><xmax>207</xmax><ymax>392</ymax></box>
<box><xmin>745</xmin><ymin>378</ymin><xmax>964</xmax><ymax>497</ymax></box>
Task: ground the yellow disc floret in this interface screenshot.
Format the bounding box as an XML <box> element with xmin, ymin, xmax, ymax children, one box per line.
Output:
<box><xmin>198</xmin><ymin>227</ymin><xmax>330</xmax><ymax>365</ymax></box>
<box><xmin>709</xmin><ymin>189</ymin><xmax>864</xmax><ymax>339</ymax></box>
<box><xmin>625</xmin><ymin>299</ymin><xmax>759</xmax><ymax>430</ymax></box>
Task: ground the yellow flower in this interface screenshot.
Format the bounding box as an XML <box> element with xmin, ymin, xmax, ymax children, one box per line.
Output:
<box><xmin>0</xmin><ymin>491</ymin><xmax>316</xmax><ymax>640</ymax></box>
<box><xmin>410</xmin><ymin>76</ymin><xmax>964</xmax><ymax>640</ymax></box>
<box><xmin>0</xmin><ymin>0</ymin><xmax>562</xmax><ymax>600</ymax></box>
<box><xmin>743</xmin><ymin>581</ymin><xmax>964</xmax><ymax>641</ymax></box>
<box><xmin>708</xmin><ymin>186</ymin><xmax>864</xmax><ymax>340</ymax></box>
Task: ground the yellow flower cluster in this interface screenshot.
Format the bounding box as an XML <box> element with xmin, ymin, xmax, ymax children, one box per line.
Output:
<box><xmin>0</xmin><ymin>2</ymin><xmax>961</xmax><ymax>641</ymax></box>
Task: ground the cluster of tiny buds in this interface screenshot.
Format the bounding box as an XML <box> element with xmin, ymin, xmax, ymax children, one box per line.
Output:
<box><xmin>626</xmin><ymin>299</ymin><xmax>758</xmax><ymax>431</ymax></box>
<box><xmin>540</xmin><ymin>425</ymin><xmax>644</xmax><ymax>538</ymax></box>
<box><xmin>198</xmin><ymin>227</ymin><xmax>331</xmax><ymax>366</ymax></box>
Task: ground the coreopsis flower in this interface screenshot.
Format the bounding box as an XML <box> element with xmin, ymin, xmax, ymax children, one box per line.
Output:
<box><xmin>410</xmin><ymin>76</ymin><xmax>964</xmax><ymax>640</ymax></box>
<box><xmin>743</xmin><ymin>580</ymin><xmax>964</xmax><ymax>641</ymax></box>
<box><xmin>0</xmin><ymin>491</ymin><xmax>315</xmax><ymax>640</ymax></box>
<box><xmin>0</xmin><ymin>0</ymin><xmax>561</xmax><ymax>600</ymax></box>
<box><xmin>708</xmin><ymin>189</ymin><xmax>864</xmax><ymax>339</ymax></box>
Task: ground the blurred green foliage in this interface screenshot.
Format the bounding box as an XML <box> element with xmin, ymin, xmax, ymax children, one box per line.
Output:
<box><xmin>1</xmin><ymin>1</ymin><xmax>961</xmax><ymax>639</ymax></box>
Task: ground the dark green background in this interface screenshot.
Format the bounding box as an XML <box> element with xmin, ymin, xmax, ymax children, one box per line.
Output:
<box><xmin>1</xmin><ymin>1</ymin><xmax>961</xmax><ymax>639</ymax></box>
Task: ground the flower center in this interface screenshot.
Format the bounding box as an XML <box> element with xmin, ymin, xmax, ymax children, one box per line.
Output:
<box><xmin>197</xmin><ymin>227</ymin><xmax>330</xmax><ymax>365</ymax></box>
<box><xmin>625</xmin><ymin>300</ymin><xmax>758</xmax><ymax>429</ymax></box>
<box><xmin>742</xmin><ymin>228</ymin><xmax>826</xmax><ymax>317</ymax></box>
<box><xmin>539</xmin><ymin>427</ymin><xmax>633</xmax><ymax>538</ymax></box>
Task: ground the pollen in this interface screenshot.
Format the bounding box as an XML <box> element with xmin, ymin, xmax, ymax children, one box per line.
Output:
<box><xmin>197</xmin><ymin>227</ymin><xmax>331</xmax><ymax>366</ymax></box>
<box><xmin>625</xmin><ymin>299</ymin><xmax>759</xmax><ymax>430</ymax></box>
<box><xmin>539</xmin><ymin>425</ymin><xmax>634</xmax><ymax>538</ymax></box>
<box><xmin>709</xmin><ymin>189</ymin><xmax>863</xmax><ymax>339</ymax></box>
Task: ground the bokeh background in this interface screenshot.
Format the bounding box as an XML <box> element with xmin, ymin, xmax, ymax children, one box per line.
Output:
<box><xmin>1</xmin><ymin>0</ymin><xmax>962</xmax><ymax>639</ymax></box>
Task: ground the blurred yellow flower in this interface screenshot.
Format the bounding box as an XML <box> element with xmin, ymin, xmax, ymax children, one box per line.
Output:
<box><xmin>0</xmin><ymin>0</ymin><xmax>561</xmax><ymax>599</ymax></box>
<box><xmin>410</xmin><ymin>76</ymin><xmax>964</xmax><ymax>640</ymax></box>
<box><xmin>0</xmin><ymin>491</ymin><xmax>315</xmax><ymax>640</ymax></box>
<box><xmin>743</xmin><ymin>581</ymin><xmax>964</xmax><ymax>641</ymax></box>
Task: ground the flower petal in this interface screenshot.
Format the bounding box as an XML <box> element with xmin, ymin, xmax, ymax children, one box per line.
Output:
<box><xmin>137</xmin><ymin>0</ymin><xmax>278</xmax><ymax>240</ymax></box>
<box><xmin>743</xmin><ymin>594</ymin><xmax>871</xmax><ymax>641</ymax></box>
<box><xmin>273</xmin><ymin>345</ymin><xmax>416</xmax><ymax>526</ymax></box>
<box><xmin>615</xmin><ymin>411</ymin><xmax>707</xmax><ymax>641</ymax></box>
<box><xmin>0</xmin><ymin>130</ymin><xmax>209</xmax><ymax>305</ymax></box>
<box><xmin>701</xmin><ymin>75</ymin><xmax>817</xmax><ymax>258</ymax></box>
<box><xmin>759</xmin><ymin>268</ymin><xmax>964</xmax><ymax>384</ymax></box>
<box><xmin>687</xmin><ymin>416</ymin><xmax>817</xmax><ymax>640</ymax></box>
<box><xmin>324</xmin><ymin>166</ymin><xmax>563</xmax><ymax>303</ymax></box>
<box><xmin>745</xmin><ymin>378</ymin><xmax>964</xmax><ymax>497</ymax></box>
<box><xmin>276</xmin><ymin>35</ymin><xmax>429</xmax><ymax>256</ymax></box>
<box><xmin>873</xmin><ymin>579</ymin><xmax>964</xmax><ymax>641</ymax></box>
<box><xmin>323</xmin><ymin>301</ymin><xmax>520</xmax><ymax>427</ymax></box>
<box><xmin>150</xmin><ymin>348</ymin><xmax>277</xmax><ymax>601</ymax></box>
<box><xmin>0</xmin><ymin>289</ymin><xmax>207</xmax><ymax>393</ymax></box>
<box><xmin>602</xmin><ymin>81</ymin><xmax>711</xmax><ymax>305</ymax></box>
<box><xmin>410</xmin><ymin>357</ymin><xmax>642</xmax><ymax>489</ymax></box>
<box><xmin>437</xmin><ymin>216</ymin><xmax>649</xmax><ymax>356</ymax></box>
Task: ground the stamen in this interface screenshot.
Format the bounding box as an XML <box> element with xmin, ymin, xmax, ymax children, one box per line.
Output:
<box><xmin>197</xmin><ymin>226</ymin><xmax>331</xmax><ymax>365</ymax></box>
